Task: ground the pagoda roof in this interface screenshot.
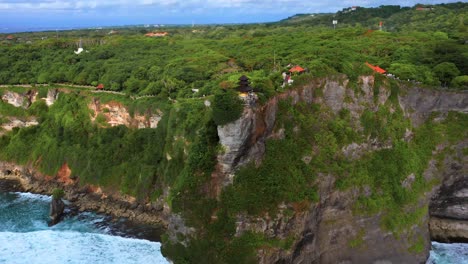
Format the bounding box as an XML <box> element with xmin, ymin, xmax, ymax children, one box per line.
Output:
<box><xmin>239</xmin><ymin>75</ymin><xmax>249</xmax><ymax>81</ymax></box>
<box><xmin>365</xmin><ymin>62</ymin><xmax>386</xmax><ymax>74</ymax></box>
<box><xmin>289</xmin><ymin>65</ymin><xmax>305</xmax><ymax>73</ymax></box>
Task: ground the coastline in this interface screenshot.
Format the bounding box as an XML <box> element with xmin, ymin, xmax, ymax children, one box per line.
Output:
<box><xmin>0</xmin><ymin>161</ymin><xmax>169</xmax><ymax>234</ymax></box>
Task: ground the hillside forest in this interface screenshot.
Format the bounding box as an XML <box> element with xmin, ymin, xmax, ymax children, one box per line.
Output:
<box><xmin>0</xmin><ymin>3</ymin><xmax>467</xmax><ymax>263</ymax></box>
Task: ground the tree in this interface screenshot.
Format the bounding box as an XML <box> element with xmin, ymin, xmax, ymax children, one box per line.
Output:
<box><xmin>451</xmin><ymin>75</ymin><xmax>468</xmax><ymax>90</ymax></box>
<box><xmin>212</xmin><ymin>89</ymin><xmax>244</xmax><ymax>126</ymax></box>
<box><xmin>389</xmin><ymin>63</ymin><xmax>419</xmax><ymax>81</ymax></box>
<box><xmin>37</xmin><ymin>72</ymin><xmax>50</xmax><ymax>84</ymax></box>
<box><xmin>433</xmin><ymin>62</ymin><xmax>460</xmax><ymax>87</ymax></box>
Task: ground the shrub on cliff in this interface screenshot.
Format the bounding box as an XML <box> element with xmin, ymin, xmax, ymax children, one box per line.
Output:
<box><xmin>52</xmin><ymin>188</ymin><xmax>65</xmax><ymax>200</ymax></box>
<box><xmin>212</xmin><ymin>89</ymin><xmax>244</xmax><ymax>126</ymax></box>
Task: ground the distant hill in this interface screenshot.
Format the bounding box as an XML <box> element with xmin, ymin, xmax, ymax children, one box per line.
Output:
<box><xmin>279</xmin><ymin>2</ymin><xmax>468</xmax><ymax>35</ymax></box>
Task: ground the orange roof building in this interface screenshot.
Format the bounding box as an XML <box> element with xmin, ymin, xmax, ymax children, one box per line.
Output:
<box><xmin>145</xmin><ymin>32</ymin><xmax>169</xmax><ymax>37</ymax></box>
<box><xmin>96</xmin><ymin>84</ymin><xmax>104</xmax><ymax>90</ymax></box>
<box><xmin>365</xmin><ymin>62</ymin><xmax>386</xmax><ymax>74</ymax></box>
<box><xmin>289</xmin><ymin>65</ymin><xmax>305</xmax><ymax>73</ymax></box>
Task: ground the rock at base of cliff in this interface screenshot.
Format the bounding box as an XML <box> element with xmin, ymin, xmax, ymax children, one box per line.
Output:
<box><xmin>49</xmin><ymin>198</ymin><xmax>65</xmax><ymax>226</ymax></box>
<box><xmin>430</xmin><ymin>217</ymin><xmax>468</xmax><ymax>243</ymax></box>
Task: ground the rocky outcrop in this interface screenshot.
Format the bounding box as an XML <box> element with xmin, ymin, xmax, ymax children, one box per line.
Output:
<box><xmin>0</xmin><ymin>177</ymin><xmax>24</xmax><ymax>192</ymax></box>
<box><xmin>49</xmin><ymin>197</ymin><xmax>65</xmax><ymax>226</ymax></box>
<box><xmin>429</xmin><ymin>140</ymin><xmax>468</xmax><ymax>243</ymax></box>
<box><xmin>89</xmin><ymin>98</ymin><xmax>162</xmax><ymax>129</ymax></box>
<box><xmin>1</xmin><ymin>117</ymin><xmax>38</xmax><ymax>133</ymax></box>
<box><xmin>45</xmin><ymin>89</ymin><xmax>59</xmax><ymax>106</ymax></box>
<box><xmin>216</xmin><ymin>108</ymin><xmax>257</xmax><ymax>183</ymax></box>
<box><xmin>1</xmin><ymin>90</ymin><xmax>37</xmax><ymax>108</ymax></box>
<box><xmin>0</xmin><ymin>161</ymin><xmax>169</xmax><ymax>227</ymax></box>
<box><xmin>399</xmin><ymin>87</ymin><xmax>468</xmax><ymax>126</ymax></box>
<box><xmin>213</xmin><ymin>76</ymin><xmax>468</xmax><ymax>264</ymax></box>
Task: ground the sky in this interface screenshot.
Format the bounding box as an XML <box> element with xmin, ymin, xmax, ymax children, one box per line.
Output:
<box><xmin>0</xmin><ymin>0</ymin><xmax>462</xmax><ymax>31</ymax></box>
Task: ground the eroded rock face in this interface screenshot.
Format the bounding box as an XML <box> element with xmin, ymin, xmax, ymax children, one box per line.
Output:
<box><xmin>89</xmin><ymin>99</ymin><xmax>162</xmax><ymax>129</ymax></box>
<box><xmin>399</xmin><ymin>87</ymin><xmax>468</xmax><ymax>127</ymax></box>
<box><xmin>2</xmin><ymin>91</ymin><xmax>28</xmax><ymax>108</ymax></box>
<box><xmin>45</xmin><ymin>89</ymin><xmax>59</xmax><ymax>106</ymax></box>
<box><xmin>1</xmin><ymin>117</ymin><xmax>39</xmax><ymax>134</ymax></box>
<box><xmin>0</xmin><ymin>161</ymin><xmax>169</xmax><ymax>227</ymax></box>
<box><xmin>217</xmin><ymin>108</ymin><xmax>256</xmax><ymax>181</ymax></box>
<box><xmin>49</xmin><ymin>197</ymin><xmax>65</xmax><ymax>226</ymax></box>
<box><xmin>1</xmin><ymin>90</ymin><xmax>37</xmax><ymax>108</ymax></box>
<box><xmin>213</xmin><ymin>76</ymin><xmax>468</xmax><ymax>264</ymax></box>
<box><xmin>323</xmin><ymin>79</ymin><xmax>346</xmax><ymax>113</ymax></box>
<box><xmin>429</xmin><ymin>141</ymin><xmax>468</xmax><ymax>242</ymax></box>
<box><xmin>273</xmin><ymin>174</ymin><xmax>430</xmax><ymax>264</ymax></box>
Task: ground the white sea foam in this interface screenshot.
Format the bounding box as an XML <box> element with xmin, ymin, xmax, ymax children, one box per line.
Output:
<box><xmin>13</xmin><ymin>192</ymin><xmax>51</xmax><ymax>202</ymax></box>
<box><xmin>427</xmin><ymin>242</ymin><xmax>468</xmax><ymax>264</ymax></box>
<box><xmin>1</xmin><ymin>192</ymin><xmax>169</xmax><ymax>263</ymax></box>
<box><xmin>0</xmin><ymin>230</ymin><xmax>169</xmax><ymax>264</ymax></box>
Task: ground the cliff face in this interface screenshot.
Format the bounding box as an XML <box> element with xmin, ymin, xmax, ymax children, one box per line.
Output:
<box><xmin>1</xmin><ymin>79</ymin><xmax>466</xmax><ymax>264</ymax></box>
<box><xmin>1</xmin><ymin>90</ymin><xmax>38</xmax><ymax>109</ymax></box>
<box><xmin>0</xmin><ymin>161</ymin><xmax>168</xmax><ymax>226</ymax></box>
<box><xmin>214</xmin><ymin>76</ymin><xmax>468</xmax><ymax>263</ymax></box>
<box><xmin>89</xmin><ymin>98</ymin><xmax>162</xmax><ymax>129</ymax></box>
<box><xmin>429</xmin><ymin>140</ymin><xmax>468</xmax><ymax>243</ymax></box>
<box><xmin>0</xmin><ymin>90</ymin><xmax>39</xmax><ymax>135</ymax></box>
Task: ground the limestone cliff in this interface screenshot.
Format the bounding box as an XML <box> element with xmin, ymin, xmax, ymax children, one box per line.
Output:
<box><xmin>1</xmin><ymin>78</ymin><xmax>466</xmax><ymax>264</ymax></box>
<box><xmin>89</xmin><ymin>98</ymin><xmax>162</xmax><ymax>129</ymax></box>
<box><xmin>1</xmin><ymin>117</ymin><xmax>38</xmax><ymax>134</ymax></box>
<box><xmin>1</xmin><ymin>90</ymin><xmax>38</xmax><ymax>109</ymax></box>
<box><xmin>0</xmin><ymin>89</ymin><xmax>40</xmax><ymax>135</ymax></box>
<box><xmin>0</xmin><ymin>161</ymin><xmax>168</xmax><ymax>226</ymax></box>
<box><xmin>429</xmin><ymin>140</ymin><xmax>468</xmax><ymax>243</ymax></box>
<box><xmin>213</xmin><ymin>75</ymin><xmax>468</xmax><ymax>263</ymax></box>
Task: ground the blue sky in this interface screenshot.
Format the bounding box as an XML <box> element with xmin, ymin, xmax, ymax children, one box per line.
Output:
<box><xmin>0</xmin><ymin>0</ymin><xmax>462</xmax><ymax>31</ymax></box>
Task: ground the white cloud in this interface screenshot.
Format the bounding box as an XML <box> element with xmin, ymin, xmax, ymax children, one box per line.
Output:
<box><xmin>0</xmin><ymin>0</ymin><xmax>461</xmax><ymax>12</ymax></box>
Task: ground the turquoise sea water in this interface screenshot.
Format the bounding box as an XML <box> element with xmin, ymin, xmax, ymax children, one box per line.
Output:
<box><xmin>1</xmin><ymin>191</ymin><xmax>466</xmax><ymax>264</ymax></box>
<box><xmin>427</xmin><ymin>242</ymin><xmax>468</xmax><ymax>264</ymax></box>
<box><xmin>0</xmin><ymin>192</ymin><xmax>169</xmax><ymax>264</ymax></box>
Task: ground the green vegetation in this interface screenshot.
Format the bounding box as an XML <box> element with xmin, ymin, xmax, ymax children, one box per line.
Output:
<box><xmin>1</xmin><ymin>3</ymin><xmax>466</xmax><ymax>94</ymax></box>
<box><xmin>0</xmin><ymin>3</ymin><xmax>466</xmax><ymax>263</ymax></box>
<box><xmin>52</xmin><ymin>188</ymin><xmax>65</xmax><ymax>199</ymax></box>
<box><xmin>212</xmin><ymin>89</ymin><xmax>244</xmax><ymax>126</ymax></box>
<box><xmin>408</xmin><ymin>235</ymin><xmax>426</xmax><ymax>253</ymax></box>
<box><xmin>349</xmin><ymin>229</ymin><xmax>366</xmax><ymax>249</ymax></box>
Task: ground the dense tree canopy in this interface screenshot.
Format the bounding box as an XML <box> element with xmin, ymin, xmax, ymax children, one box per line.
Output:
<box><xmin>0</xmin><ymin>2</ymin><xmax>466</xmax><ymax>94</ymax></box>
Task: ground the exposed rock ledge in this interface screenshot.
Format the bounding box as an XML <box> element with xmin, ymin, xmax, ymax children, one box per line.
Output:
<box><xmin>89</xmin><ymin>98</ymin><xmax>162</xmax><ymax>129</ymax></box>
<box><xmin>212</xmin><ymin>76</ymin><xmax>468</xmax><ymax>263</ymax></box>
<box><xmin>429</xmin><ymin>140</ymin><xmax>468</xmax><ymax>243</ymax></box>
<box><xmin>430</xmin><ymin>217</ymin><xmax>468</xmax><ymax>243</ymax></box>
<box><xmin>0</xmin><ymin>161</ymin><xmax>169</xmax><ymax>228</ymax></box>
<box><xmin>1</xmin><ymin>117</ymin><xmax>39</xmax><ymax>134</ymax></box>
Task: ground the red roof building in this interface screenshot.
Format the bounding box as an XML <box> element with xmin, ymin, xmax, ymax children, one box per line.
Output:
<box><xmin>365</xmin><ymin>62</ymin><xmax>386</xmax><ymax>74</ymax></box>
<box><xmin>145</xmin><ymin>32</ymin><xmax>169</xmax><ymax>37</ymax></box>
<box><xmin>96</xmin><ymin>84</ymin><xmax>104</xmax><ymax>90</ymax></box>
<box><xmin>6</xmin><ymin>35</ymin><xmax>14</xmax><ymax>40</ymax></box>
<box><xmin>289</xmin><ymin>65</ymin><xmax>305</xmax><ymax>73</ymax></box>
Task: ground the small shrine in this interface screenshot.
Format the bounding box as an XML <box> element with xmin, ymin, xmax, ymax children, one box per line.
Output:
<box><xmin>236</xmin><ymin>75</ymin><xmax>257</xmax><ymax>107</ymax></box>
<box><xmin>237</xmin><ymin>75</ymin><xmax>253</xmax><ymax>93</ymax></box>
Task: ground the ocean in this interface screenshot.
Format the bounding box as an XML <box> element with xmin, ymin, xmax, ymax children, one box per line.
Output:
<box><xmin>0</xmin><ymin>191</ymin><xmax>466</xmax><ymax>264</ymax></box>
<box><xmin>0</xmin><ymin>192</ymin><xmax>169</xmax><ymax>264</ymax></box>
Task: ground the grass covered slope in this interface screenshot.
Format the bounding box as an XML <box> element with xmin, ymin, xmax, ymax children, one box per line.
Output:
<box><xmin>0</xmin><ymin>90</ymin><xmax>219</xmax><ymax>201</ymax></box>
